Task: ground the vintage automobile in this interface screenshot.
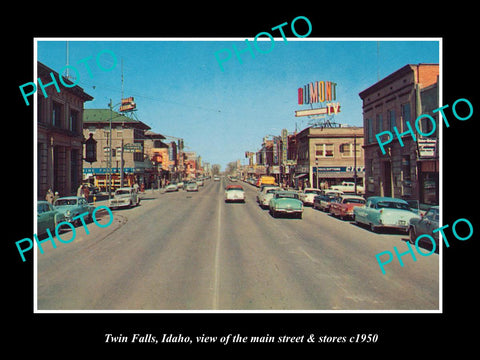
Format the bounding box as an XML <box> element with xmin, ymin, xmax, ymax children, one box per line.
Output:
<box><xmin>196</xmin><ymin>178</ymin><xmax>204</xmax><ymax>187</ymax></box>
<box><xmin>409</xmin><ymin>205</ymin><xmax>439</xmax><ymax>250</ymax></box>
<box><xmin>330</xmin><ymin>181</ymin><xmax>365</xmax><ymax>194</ymax></box>
<box><xmin>185</xmin><ymin>181</ymin><xmax>199</xmax><ymax>192</ymax></box>
<box><xmin>108</xmin><ymin>187</ymin><xmax>140</xmax><ymax>209</ymax></box>
<box><xmin>329</xmin><ymin>195</ymin><xmax>366</xmax><ymax>220</ymax></box>
<box><xmin>257</xmin><ymin>186</ymin><xmax>281</xmax><ymax>208</ymax></box>
<box><xmin>268</xmin><ymin>191</ymin><xmax>304</xmax><ymax>219</ymax></box>
<box><xmin>213</xmin><ymin>176</ymin><xmax>220</xmax><ymax>181</ymax></box>
<box><xmin>54</xmin><ymin>196</ymin><xmax>95</xmax><ymax>225</ymax></box>
<box><xmin>37</xmin><ymin>200</ymin><xmax>66</xmax><ymax>235</ymax></box>
<box><xmin>353</xmin><ymin>196</ymin><xmax>421</xmax><ymax>233</ymax></box>
<box><xmin>312</xmin><ymin>190</ymin><xmax>343</xmax><ymax>211</ymax></box>
<box><xmin>165</xmin><ymin>182</ymin><xmax>179</xmax><ymax>192</ymax></box>
<box><xmin>298</xmin><ymin>188</ymin><xmax>322</xmax><ymax>206</ymax></box>
<box><xmin>225</xmin><ymin>184</ymin><xmax>245</xmax><ymax>203</ymax></box>
<box><xmin>256</xmin><ymin>184</ymin><xmax>278</xmax><ymax>203</ymax></box>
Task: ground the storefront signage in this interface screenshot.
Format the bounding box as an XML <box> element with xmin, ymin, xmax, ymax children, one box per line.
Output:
<box><xmin>313</xmin><ymin>166</ymin><xmax>365</xmax><ymax>172</ymax></box>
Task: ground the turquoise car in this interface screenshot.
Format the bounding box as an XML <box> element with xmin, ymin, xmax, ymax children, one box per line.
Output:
<box><xmin>37</xmin><ymin>200</ymin><xmax>66</xmax><ymax>235</ymax></box>
<box><xmin>54</xmin><ymin>196</ymin><xmax>95</xmax><ymax>226</ymax></box>
<box><xmin>353</xmin><ymin>196</ymin><xmax>421</xmax><ymax>233</ymax></box>
<box><xmin>268</xmin><ymin>191</ymin><xmax>304</xmax><ymax>219</ymax></box>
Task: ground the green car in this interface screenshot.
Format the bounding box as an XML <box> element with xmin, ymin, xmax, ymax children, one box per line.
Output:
<box><xmin>37</xmin><ymin>200</ymin><xmax>66</xmax><ymax>235</ymax></box>
<box><xmin>54</xmin><ymin>196</ymin><xmax>95</xmax><ymax>226</ymax></box>
<box><xmin>268</xmin><ymin>191</ymin><xmax>304</xmax><ymax>219</ymax></box>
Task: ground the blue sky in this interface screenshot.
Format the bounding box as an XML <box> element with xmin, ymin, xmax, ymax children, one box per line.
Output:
<box><xmin>37</xmin><ymin>39</ymin><xmax>440</xmax><ymax>170</ymax></box>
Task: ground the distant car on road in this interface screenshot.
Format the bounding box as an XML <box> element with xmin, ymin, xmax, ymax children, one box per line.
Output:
<box><xmin>329</xmin><ymin>195</ymin><xmax>366</xmax><ymax>220</ymax></box>
<box><xmin>196</xmin><ymin>178</ymin><xmax>204</xmax><ymax>187</ymax></box>
<box><xmin>409</xmin><ymin>205</ymin><xmax>439</xmax><ymax>249</ymax></box>
<box><xmin>37</xmin><ymin>200</ymin><xmax>66</xmax><ymax>235</ymax></box>
<box><xmin>109</xmin><ymin>187</ymin><xmax>140</xmax><ymax>209</ymax></box>
<box><xmin>225</xmin><ymin>184</ymin><xmax>245</xmax><ymax>203</ymax></box>
<box><xmin>54</xmin><ymin>196</ymin><xmax>95</xmax><ymax>225</ymax></box>
<box><xmin>185</xmin><ymin>181</ymin><xmax>199</xmax><ymax>192</ymax></box>
<box><xmin>268</xmin><ymin>191</ymin><xmax>303</xmax><ymax>219</ymax></box>
<box><xmin>165</xmin><ymin>182</ymin><xmax>179</xmax><ymax>192</ymax></box>
<box><xmin>353</xmin><ymin>196</ymin><xmax>421</xmax><ymax>233</ymax></box>
<box><xmin>214</xmin><ymin>176</ymin><xmax>220</xmax><ymax>181</ymax></box>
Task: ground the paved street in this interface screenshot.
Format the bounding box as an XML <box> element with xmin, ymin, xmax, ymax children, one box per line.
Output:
<box><xmin>37</xmin><ymin>178</ymin><xmax>439</xmax><ymax>311</ymax></box>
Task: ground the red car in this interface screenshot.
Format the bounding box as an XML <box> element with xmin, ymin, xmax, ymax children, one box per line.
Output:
<box><xmin>329</xmin><ymin>195</ymin><xmax>366</xmax><ymax>220</ymax></box>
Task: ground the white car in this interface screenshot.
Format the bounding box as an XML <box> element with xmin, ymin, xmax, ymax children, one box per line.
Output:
<box><xmin>165</xmin><ymin>183</ymin><xmax>179</xmax><ymax>192</ymax></box>
<box><xmin>298</xmin><ymin>188</ymin><xmax>322</xmax><ymax>206</ymax></box>
<box><xmin>109</xmin><ymin>187</ymin><xmax>140</xmax><ymax>209</ymax></box>
<box><xmin>330</xmin><ymin>181</ymin><xmax>365</xmax><ymax>194</ymax></box>
<box><xmin>256</xmin><ymin>184</ymin><xmax>278</xmax><ymax>203</ymax></box>
<box><xmin>258</xmin><ymin>186</ymin><xmax>281</xmax><ymax>208</ymax></box>
<box><xmin>214</xmin><ymin>176</ymin><xmax>220</xmax><ymax>181</ymax></box>
<box><xmin>225</xmin><ymin>185</ymin><xmax>245</xmax><ymax>203</ymax></box>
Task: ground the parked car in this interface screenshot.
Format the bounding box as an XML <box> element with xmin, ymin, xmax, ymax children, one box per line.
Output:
<box><xmin>108</xmin><ymin>187</ymin><xmax>140</xmax><ymax>209</ymax></box>
<box><xmin>177</xmin><ymin>181</ymin><xmax>184</xmax><ymax>189</ymax></box>
<box><xmin>330</xmin><ymin>181</ymin><xmax>365</xmax><ymax>194</ymax></box>
<box><xmin>409</xmin><ymin>205</ymin><xmax>439</xmax><ymax>249</ymax></box>
<box><xmin>54</xmin><ymin>196</ymin><xmax>95</xmax><ymax>225</ymax></box>
<box><xmin>353</xmin><ymin>196</ymin><xmax>421</xmax><ymax>233</ymax></box>
<box><xmin>268</xmin><ymin>191</ymin><xmax>304</xmax><ymax>219</ymax></box>
<box><xmin>257</xmin><ymin>186</ymin><xmax>281</xmax><ymax>208</ymax></box>
<box><xmin>225</xmin><ymin>184</ymin><xmax>245</xmax><ymax>203</ymax></box>
<box><xmin>37</xmin><ymin>200</ymin><xmax>66</xmax><ymax>235</ymax></box>
<box><xmin>298</xmin><ymin>188</ymin><xmax>322</xmax><ymax>206</ymax></box>
<box><xmin>165</xmin><ymin>182</ymin><xmax>179</xmax><ymax>192</ymax></box>
<box><xmin>185</xmin><ymin>181</ymin><xmax>199</xmax><ymax>192</ymax></box>
<box><xmin>256</xmin><ymin>184</ymin><xmax>278</xmax><ymax>203</ymax></box>
<box><xmin>329</xmin><ymin>195</ymin><xmax>366</xmax><ymax>220</ymax></box>
<box><xmin>196</xmin><ymin>178</ymin><xmax>204</xmax><ymax>187</ymax></box>
<box><xmin>313</xmin><ymin>190</ymin><xmax>342</xmax><ymax>211</ymax></box>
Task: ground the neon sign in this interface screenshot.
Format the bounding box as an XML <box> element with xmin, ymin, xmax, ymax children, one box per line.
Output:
<box><xmin>297</xmin><ymin>81</ymin><xmax>337</xmax><ymax>105</ymax></box>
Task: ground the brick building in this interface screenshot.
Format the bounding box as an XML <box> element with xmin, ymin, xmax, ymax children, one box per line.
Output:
<box><xmin>359</xmin><ymin>63</ymin><xmax>439</xmax><ymax>204</ymax></box>
<box><xmin>37</xmin><ymin>62</ymin><xmax>93</xmax><ymax>199</ymax></box>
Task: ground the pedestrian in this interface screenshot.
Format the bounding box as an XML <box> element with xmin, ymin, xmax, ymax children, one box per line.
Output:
<box><xmin>45</xmin><ymin>189</ymin><xmax>54</xmax><ymax>204</ymax></box>
<box><xmin>53</xmin><ymin>191</ymin><xmax>60</xmax><ymax>203</ymax></box>
<box><xmin>77</xmin><ymin>184</ymin><xmax>84</xmax><ymax>197</ymax></box>
<box><xmin>83</xmin><ymin>185</ymin><xmax>90</xmax><ymax>200</ymax></box>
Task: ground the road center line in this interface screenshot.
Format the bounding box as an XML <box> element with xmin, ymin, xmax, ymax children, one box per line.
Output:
<box><xmin>212</xmin><ymin>181</ymin><xmax>222</xmax><ymax>309</ymax></box>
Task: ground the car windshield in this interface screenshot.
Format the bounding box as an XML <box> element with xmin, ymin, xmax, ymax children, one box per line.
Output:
<box><xmin>376</xmin><ymin>201</ymin><xmax>411</xmax><ymax>211</ymax></box>
<box><xmin>227</xmin><ymin>187</ymin><xmax>243</xmax><ymax>191</ymax></box>
<box><xmin>116</xmin><ymin>190</ymin><xmax>130</xmax><ymax>195</ymax></box>
<box><xmin>305</xmin><ymin>190</ymin><xmax>321</xmax><ymax>194</ymax></box>
<box><xmin>277</xmin><ymin>193</ymin><xmax>298</xmax><ymax>199</ymax></box>
<box><xmin>55</xmin><ymin>199</ymin><xmax>77</xmax><ymax>206</ymax></box>
<box><xmin>344</xmin><ymin>198</ymin><xmax>365</xmax><ymax>204</ymax></box>
<box><xmin>266</xmin><ymin>189</ymin><xmax>279</xmax><ymax>194</ymax></box>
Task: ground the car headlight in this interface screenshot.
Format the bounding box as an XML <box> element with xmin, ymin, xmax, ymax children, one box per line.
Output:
<box><xmin>65</xmin><ymin>210</ymin><xmax>71</xmax><ymax>216</ymax></box>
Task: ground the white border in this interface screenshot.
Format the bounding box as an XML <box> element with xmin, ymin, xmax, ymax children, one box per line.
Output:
<box><xmin>33</xmin><ymin>37</ymin><xmax>442</xmax><ymax>314</ymax></box>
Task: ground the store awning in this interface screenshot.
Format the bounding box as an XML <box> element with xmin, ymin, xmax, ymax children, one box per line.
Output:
<box><xmin>294</xmin><ymin>173</ymin><xmax>308</xmax><ymax>179</ymax></box>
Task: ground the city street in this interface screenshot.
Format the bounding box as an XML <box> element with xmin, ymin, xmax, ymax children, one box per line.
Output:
<box><xmin>37</xmin><ymin>178</ymin><xmax>439</xmax><ymax>311</ymax></box>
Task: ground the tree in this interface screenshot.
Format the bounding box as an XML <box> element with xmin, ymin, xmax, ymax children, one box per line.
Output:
<box><xmin>212</xmin><ymin>164</ymin><xmax>221</xmax><ymax>175</ymax></box>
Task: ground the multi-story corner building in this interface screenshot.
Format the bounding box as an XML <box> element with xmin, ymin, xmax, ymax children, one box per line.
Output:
<box><xmin>294</xmin><ymin>126</ymin><xmax>364</xmax><ymax>189</ymax></box>
<box><xmin>359</xmin><ymin>63</ymin><xmax>439</xmax><ymax>205</ymax></box>
<box><xmin>82</xmin><ymin>109</ymin><xmax>152</xmax><ymax>190</ymax></box>
<box><xmin>37</xmin><ymin>62</ymin><xmax>93</xmax><ymax>199</ymax></box>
